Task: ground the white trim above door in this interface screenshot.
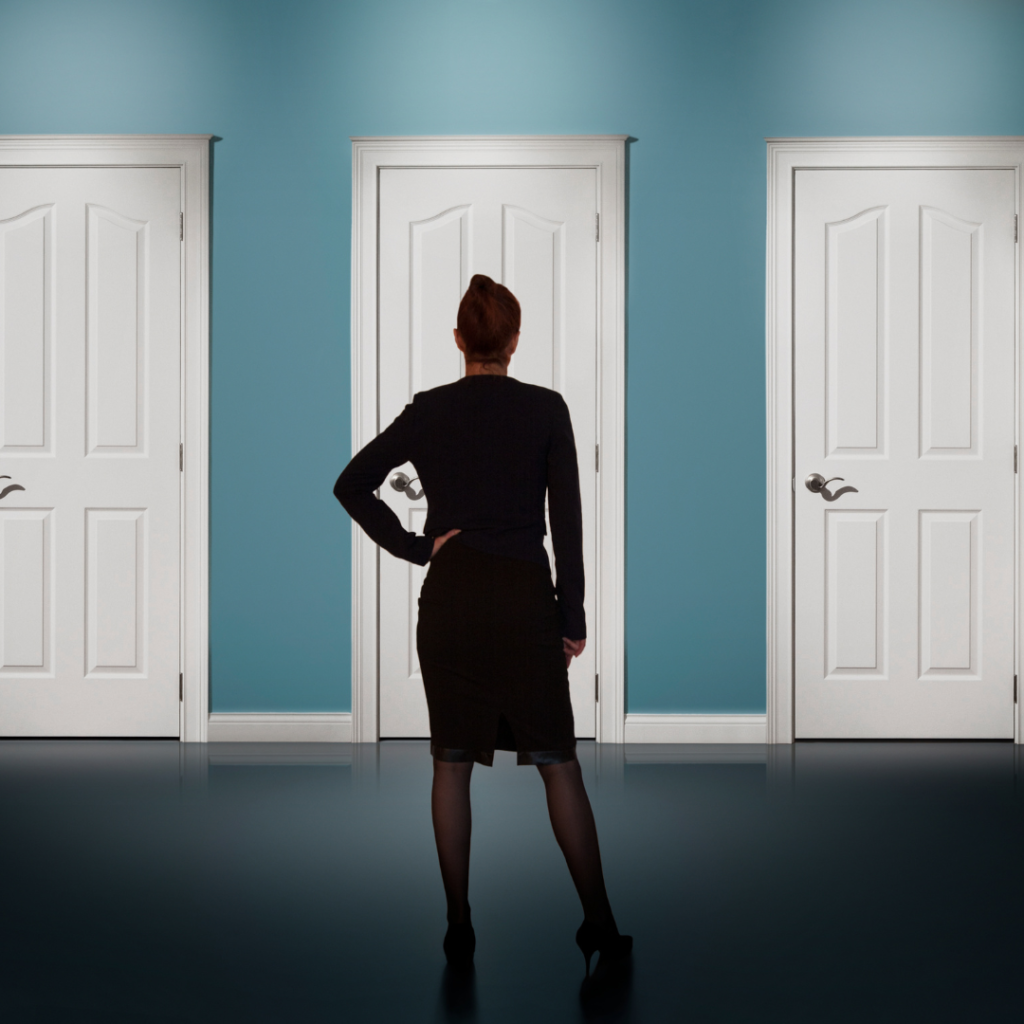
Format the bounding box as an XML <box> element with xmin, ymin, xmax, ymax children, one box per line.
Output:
<box><xmin>767</xmin><ymin>137</ymin><xmax>1023</xmax><ymax>745</ymax></box>
<box><xmin>0</xmin><ymin>135</ymin><xmax>211</xmax><ymax>742</ymax></box>
<box><xmin>351</xmin><ymin>135</ymin><xmax>627</xmax><ymax>744</ymax></box>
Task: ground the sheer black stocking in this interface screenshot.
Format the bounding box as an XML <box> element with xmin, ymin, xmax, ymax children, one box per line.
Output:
<box><xmin>431</xmin><ymin>758</ymin><xmax>474</xmax><ymax>925</ymax></box>
<box><xmin>431</xmin><ymin>755</ymin><xmax>616</xmax><ymax>931</ymax></box>
<box><xmin>537</xmin><ymin>758</ymin><xmax>616</xmax><ymax>929</ymax></box>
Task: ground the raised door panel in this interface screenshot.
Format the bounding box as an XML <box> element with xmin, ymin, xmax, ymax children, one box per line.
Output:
<box><xmin>826</xmin><ymin>207</ymin><xmax>886</xmax><ymax>457</ymax></box>
<box><xmin>502</xmin><ymin>205</ymin><xmax>565</xmax><ymax>392</ymax></box>
<box><xmin>0</xmin><ymin>509</ymin><xmax>52</xmax><ymax>674</ymax></box>
<box><xmin>1</xmin><ymin>206</ymin><xmax>53</xmax><ymax>453</ymax></box>
<box><xmin>86</xmin><ymin>509</ymin><xmax>147</xmax><ymax>677</ymax></box>
<box><xmin>502</xmin><ymin>204</ymin><xmax>569</xmax><ymax>570</ymax></box>
<box><xmin>87</xmin><ymin>205</ymin><xmax>148</xmax><ymax>456</ymax></box>
<box><xmin>406</xmin><ymin>507</ymin><xmax>428</xmax><ymax>680</ymax></box>
<box><xmin>920</xmin><ymin>207</ymin><xmax>979</xmax><ymax>457</ymax></box>
<box><xmin>826</xmin><ymin>510</ymin><xmax>887</xmax><ymax>678</ymax></box>
<box><xmin>411</xmin><ymin>206</ymin><xmax>469</xmax><ymax>397</ymax></box>
<box><xmin>378</xmin><ymin>502</ymin><xmax>430</xmax><ymax>735</ymax></box>
<box><xmin>919</xmin><ymin>511</ymin><xmax>979</xmax><ymax>678</ymax></box>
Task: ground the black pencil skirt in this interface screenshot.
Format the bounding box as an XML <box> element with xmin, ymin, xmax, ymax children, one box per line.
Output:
<box><xmin>416</xmin><ymin>537</ymin><xmax>577</xmax><ymax>767</ymax></box>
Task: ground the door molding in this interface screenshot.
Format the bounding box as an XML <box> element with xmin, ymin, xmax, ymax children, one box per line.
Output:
<box><xmin>351</xmin><ymin>135</ymin><xmax>627</xmax><ymax>743</ymax></box>
<box><xmin>0</xmin><ymin>135</ymin><xmax>211</xmax><ymax>741</ymax></box>
<box><xmin>767</xmin><ymin>137</ymin><xmax>1024</xmax><ymax>745</ymax></box>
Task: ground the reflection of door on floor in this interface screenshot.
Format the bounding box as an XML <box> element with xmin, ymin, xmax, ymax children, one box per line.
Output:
<box><xmin>376</xmin><ymin>167</ymin><xmax>598</xmax><ymax>739</ymax></box>
<box><xmin>794</xmin><ymin>168</ymin><xmax>1015</xmax><ymax>738</ymax></box>
<box><xmin>0</xmin><ymin>167</ymin><xmax>182</xmax><ymax>736</ymax></box>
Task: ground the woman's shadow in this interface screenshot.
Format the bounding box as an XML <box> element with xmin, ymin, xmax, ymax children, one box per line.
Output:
<box><xmin>431</xmin><ymin>954</ymin><xmax>634</xmax><ymax>1024</ymax></box>
<box><xmin>578</xmin><ymin>954</ymin><xmax>634</xmax><ymax>1023</ymax></box>
<box><xmin>433</xmin><ymin>965</ymin><xmax>478</xmax><ymax>1023</ymax></box>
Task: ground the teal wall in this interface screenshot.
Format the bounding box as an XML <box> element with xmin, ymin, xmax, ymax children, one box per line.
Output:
<box><xmin>2</xmin><ymin>0</ymin><xmax>1023</xmax><ymax>713</ymax></box>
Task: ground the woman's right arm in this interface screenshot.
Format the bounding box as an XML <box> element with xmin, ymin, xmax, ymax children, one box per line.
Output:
<box><xmin>333</xmin><ymin>403</ymin><xmax>434</xmax><ymax>566</ymax></box>
<box><xmin>547</xmin><ymin>396</ymin><xmax>587</xmax><ymax>643</ymax></box>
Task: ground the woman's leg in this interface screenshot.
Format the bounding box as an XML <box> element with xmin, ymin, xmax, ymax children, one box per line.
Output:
<box><xmin>537</xmin><ymin>758</ymin><xmax>616</xmax><ymax>928</ymax></box>
<box><xmin>431</xmin><ymin>758</ymin><xmax>474</xmax><ymax>924</ymax></box>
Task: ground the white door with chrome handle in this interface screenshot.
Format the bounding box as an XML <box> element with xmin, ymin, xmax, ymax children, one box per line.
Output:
<box><xmin>794</xmin><ymin>168</ymin><xmax>1016</xmax><ymax>738</ymax></box>
<box><xmin>375</xmin><ymin>166</ymin><xmax>598</xmax><ymax>740</ymax></box>
<box><xmin>0</xmin><ymin>167</ymin><xmax>182</xmax><ymax>736</ymax></box>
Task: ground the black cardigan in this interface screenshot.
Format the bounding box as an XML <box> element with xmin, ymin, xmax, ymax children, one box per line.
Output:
<box><xmin>333</xmin><ymin>374</ymin><xmax>586</xmax><ymax>640</ymax></box>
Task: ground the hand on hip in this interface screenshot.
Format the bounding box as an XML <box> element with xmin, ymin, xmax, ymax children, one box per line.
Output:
<box><xmin>563</xmin><ymin>637</ymin><xmax>586</xmax><ymax>668</ymax></box>
<box><xmin>431</xmin><ymin>529</ymin><xmax>462</xmax><ymax>559</ymax></box>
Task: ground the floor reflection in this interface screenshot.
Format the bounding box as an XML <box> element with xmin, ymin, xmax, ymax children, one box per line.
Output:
<box><xmin>435</xmin><ymin>964</ymin><xmax>478</xmax><ymax>1023</ymax></box>
<box><xmin>0</xmin><ymin>739</ymin><xmax>1020</xmax><ymax>1022</ymax></box>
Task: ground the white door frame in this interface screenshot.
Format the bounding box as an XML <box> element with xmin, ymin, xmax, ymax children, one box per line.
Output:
<box><xmin>0</xmin><ymin>135</ymin><xmax>211</xmax><ymax>742</ymax></box>
<box><xmin>767</xmin><ymin>137</ymin><xmax>1023</xmax><ymax>745</ymax></box>
<box><xmin>351</xmin><ymin>135</ymin><xmax>627</xmax><ymax>743</ymax></box>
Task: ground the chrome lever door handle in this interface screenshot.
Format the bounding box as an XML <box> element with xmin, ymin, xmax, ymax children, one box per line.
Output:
<box><xmin>805</xmin><ymin>473</ymin><xmax>840</xmax><ymax>493</ymax></box>
<box><xmin>805</xmin><ymin>473</ymin><xmax>858</xmax><ymax>502</ymax></box>
<box><xmin>0</xmin><ymin>475</ymin><xmax>25</xmax><ymax>501</ymax></box>
<box><xmin>389</xmin><ymin>471</ymin><xmax>423</xmax><ymax>500</ymax></box>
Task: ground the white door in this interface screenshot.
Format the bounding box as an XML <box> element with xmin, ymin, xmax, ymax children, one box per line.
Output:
<box><xmin>0</xmin><ymin>167</ymin><xmax>181</xmax><ymax>736</ymax></box>
<box><xmin>794</xmin><ymin>168</ymin><xmax>1016</xmax><ymax>738</ymax></box>
<box><xmin>376</xmin><ymin>167</ymin><xmax>598</xmax><ymax>738</ymax></box>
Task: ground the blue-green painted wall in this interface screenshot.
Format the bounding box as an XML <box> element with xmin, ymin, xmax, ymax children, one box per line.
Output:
<box><xmin>2</xmin><ymin>0</ymin><xmax>1023</xmax><ymax>712</ymax></box>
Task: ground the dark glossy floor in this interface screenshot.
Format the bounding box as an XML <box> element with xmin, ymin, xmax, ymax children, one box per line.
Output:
<box><xmin>0</xmin><ymin>740</ymin><xmax>1021</xmax><ymax>1023</ymax></box>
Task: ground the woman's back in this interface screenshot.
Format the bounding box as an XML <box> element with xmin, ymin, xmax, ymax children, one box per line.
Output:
<box><xmin>334</xmin><ymin>373</ymin><xmax>585</xmax><ymax>640</ymax></box>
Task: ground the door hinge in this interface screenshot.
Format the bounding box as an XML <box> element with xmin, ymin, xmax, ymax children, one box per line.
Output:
<box><xmin>1015</xmin><ymin>445</ymin><xmax>1018</xmax><ymax>473</ymax></box>
<box><xmin>179</xmin><ymin>442</ymin><xmax>183</xmax><ymax>472</ymax></box>
<box><xmin>595</xmin><ymin>444</ymin><xmax>600</xmax><ymax>472</ymax></box>
<box><xmin>595</xmin><ymin>213</ymin><xmax>600</xmax><ymax>242</ymax></box>
<box><xmin>595</xmin><ymin>673</ymin><xmax>600</xmax><ymax>702</ymax></box>
<box><xmin>179</xmin><ymin>672</ymin><xmax>183</xmax><ymax>702</ymax></box>
<box><xmin>792</xmin><ymin>477</ymin><xmax>796</xmax><ymax>492</ymax></box>
<box><xmin>180</xmin><ymin>212</ymin><xmax>184</xmax><ymax>241</ymax></box>
<box><xmin>1015</xmin><ymin>214</ymin><xmax>1018</xmax><ymax>243</ymax></box>
<box><xmin>1014</xmin><ymin>674</ymin><xmax>1018</xmax><ymax>704</ymax></box>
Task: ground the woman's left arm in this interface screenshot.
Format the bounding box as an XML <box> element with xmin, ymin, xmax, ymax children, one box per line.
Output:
<box><xmin>333</xmin><ymin>403</ymin><xmax>434</xmax><ymax>566</ymax></box>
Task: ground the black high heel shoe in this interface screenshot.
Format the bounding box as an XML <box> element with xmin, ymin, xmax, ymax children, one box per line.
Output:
<box><xmin>443</xmin><ymin>921</ymin><xmax>476</xmax><ymax>967</ymax></box>
<box><xmin>575</xmin><ymin>920</ymin><xmax>633</xmax><ymax>976</ymax></box>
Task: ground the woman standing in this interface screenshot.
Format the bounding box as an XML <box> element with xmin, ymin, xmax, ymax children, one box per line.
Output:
<box><xmin>334</xmin><ymin>275</ymin><xmax>630</xmax><ymax>973</ymax></box>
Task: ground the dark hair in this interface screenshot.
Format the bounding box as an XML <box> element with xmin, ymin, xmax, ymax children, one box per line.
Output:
<box><xmin>456</xmin><ymin>274</ymin><xmax>521</xmax><ymax>362</ymax></box>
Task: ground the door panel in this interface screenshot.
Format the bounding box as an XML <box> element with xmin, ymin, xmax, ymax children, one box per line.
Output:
<box><xmin>0</xmin><ymin>509</ymin><xmax>51</xmax><ymax>672</ymax></box>
<box><xmin>826</xmin><ymin>509</ymin><xmax>886</xmax><ymax>678</ymax></box>
<box><xmin>86</xmin><ymin>508</ymin><xmax>147</xmax><ymax>677</ymax></box>
<box><xmin>826</xmin><ymin>206</ymin><xmax>885</xmax><ymax>455</ymax></box>
<box><xmin>503</xmin><ymin>204</ymin><xmax>567</xmax><ymax>392</ymax></box>
<box><xmin>0</xmin><ymin>168</ymin><xmax>181</xmax><ymax>736</ymax></box>
<box><xmin>919</xmin><ymin>207</ymin><xmax>978</xmax><ymax>456</ymax></box>
<box><xmin>377</xmin><ymin>167</ymin><xmax>598</xmax><ymax>739</ymax></box>
<box><xmin>88</xmin><ymin>204</ymin><xmax>150</xmax><ymax>454</ymax></box>
<box><xmin>1</xmin><ymin>206</ymin><xmax>52</xmax><ymax>451</ymax></box>
<box><xmin>918</xmin><ymin>510</ymin><xmax>978</xmax><ymax>677</ymax></box>
<box><xmin>795</xmin><ymin>168</ymin><xmax>1015</xmax><ymax>738</ymax></box>
<box><xmin>410</xmin><ymin>206</ymin><xmax>469</xmax><ymax>397</ymax></box>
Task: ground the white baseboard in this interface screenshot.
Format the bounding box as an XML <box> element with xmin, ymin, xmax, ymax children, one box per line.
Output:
<box><xmin>624</xmin><ymin>713</ymin><xmax>767</xmax><ymax>744</ymax></box>
<box><xmin>205</xmin><ymin>712</ymin><xmax>763</xmax><ymax>745</ymax></box>
<box><xmin>624</xmin><ymin>744</ymin><xmax>767</xmax><ymax>764</ymax></box>
<box><xmin>207</xmin><ymin>713</ymin><xmax>353</xmax><ymax>743</ymax></box>
<box><xmin>206</xmin><ymin>743</ymin><xmax>353</xmax><ymax>765</ymax></box>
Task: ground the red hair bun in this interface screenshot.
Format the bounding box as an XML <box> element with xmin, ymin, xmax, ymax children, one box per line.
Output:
<box><xmin>456</xmin><ymin>274</ymin><xmax>521</xmax><ymax>362</ymax></box>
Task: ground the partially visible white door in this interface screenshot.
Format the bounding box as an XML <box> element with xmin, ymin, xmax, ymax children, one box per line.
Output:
<box><xmin>377</xmin><ymin>167</ymin><xmax>598</xmax><ymax>738</ymax></box>
<box><xmin>794</xmin><ymin>168</ymin><xmax>1016</xmax><ymax>738</ymax></box>
<box><xmin>0</xmin><ymin>168</ymin><xmax>181</xmax><ymax>736</ymax></box>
